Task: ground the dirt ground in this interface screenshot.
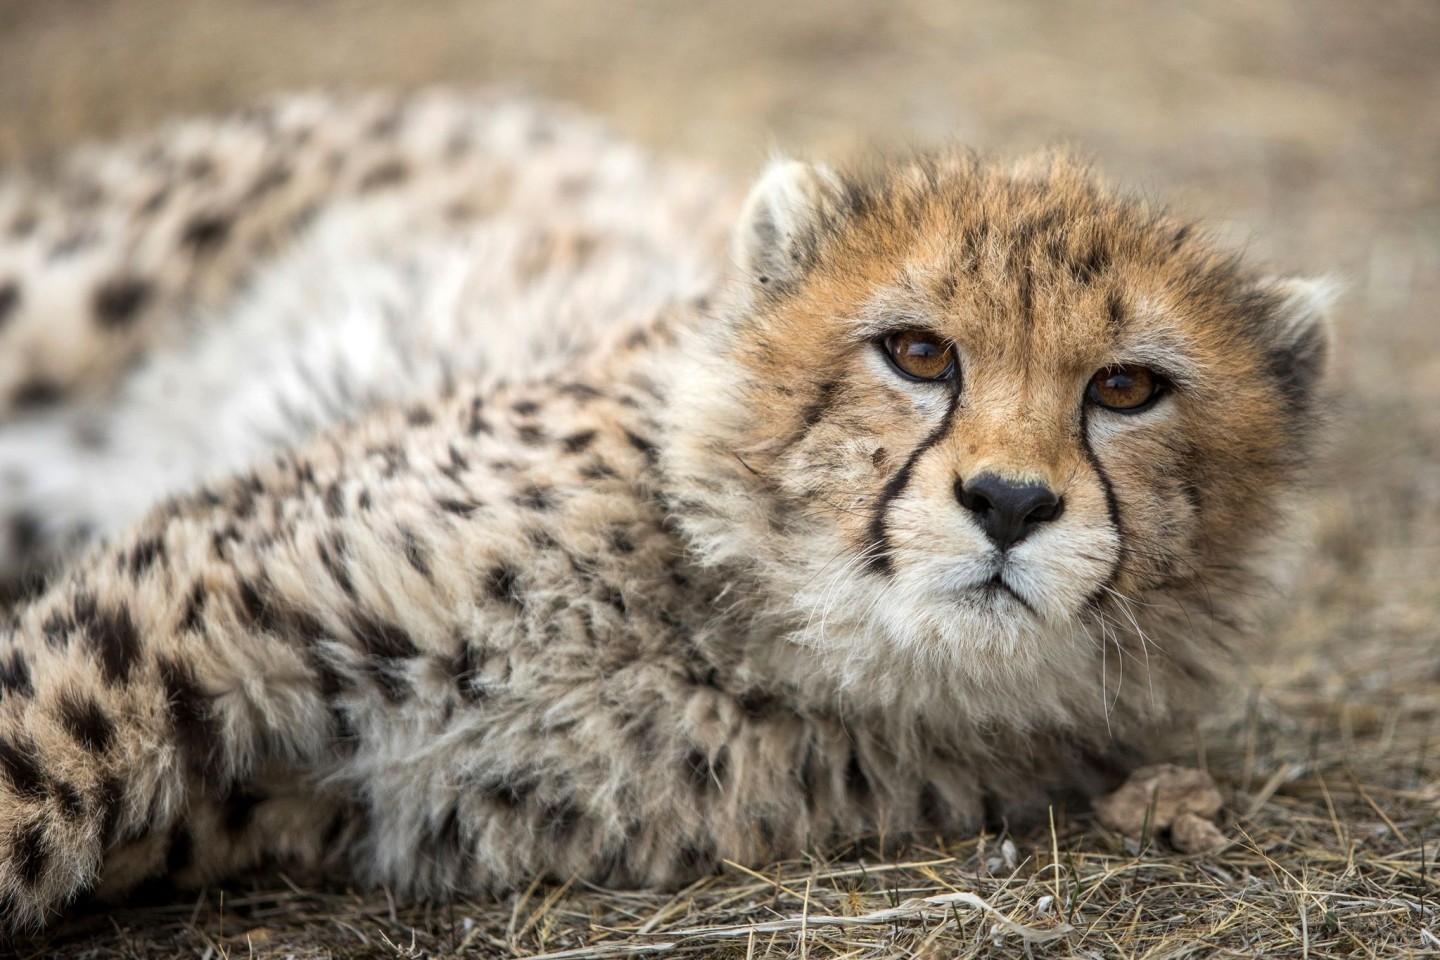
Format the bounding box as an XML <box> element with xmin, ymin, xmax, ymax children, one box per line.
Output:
<box><xmin>1</xmin><ymin>1</ymin><xmax>1438</xmax><ymax>957</ymax></box>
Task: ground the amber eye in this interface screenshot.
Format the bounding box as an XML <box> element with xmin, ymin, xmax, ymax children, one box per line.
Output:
<box><xmin>1087</xmin><ymin>365</ymin><xmax>1163</xmax><ymax>411</ymax></box>
<box><xmin>882</xmin><ymin>330</ymin><xmax>956</xmax><ymax>382</ymax></box>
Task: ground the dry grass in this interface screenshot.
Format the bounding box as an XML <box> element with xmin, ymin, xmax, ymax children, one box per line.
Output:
<box><xmin>2</xmin><ymin>0</ymin><xmax>1438</xmax><ymax>956</ymax></box>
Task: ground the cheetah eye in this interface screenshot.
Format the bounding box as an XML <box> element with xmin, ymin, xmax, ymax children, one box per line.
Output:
<box><xmin>1087</xmin><ymin>365</ymin><xmax>1163</xmax><ymax>412</ymax></box>
<box><xmin>881</xmin><ymin>330</ymin><xmax>957</xmax><ymax>383</ymax></box>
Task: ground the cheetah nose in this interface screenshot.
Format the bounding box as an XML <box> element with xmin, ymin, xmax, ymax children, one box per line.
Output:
<box><xmin>954</xmin><ymin>473</ymin><xmax>1064</xmax><ymax>550</ymax></box>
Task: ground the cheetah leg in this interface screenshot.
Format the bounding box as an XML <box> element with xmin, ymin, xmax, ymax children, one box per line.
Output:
<box><xmin>0</xmin><ymin>515</ymin><xmax>358</xmax><ymax>932</ymax></box>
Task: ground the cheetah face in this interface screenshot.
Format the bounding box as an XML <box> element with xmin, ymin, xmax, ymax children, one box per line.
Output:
<box><xmin>668</xmin><ymin>156</ymin><xmax>1331</xmax><ymax>687</ymax></box>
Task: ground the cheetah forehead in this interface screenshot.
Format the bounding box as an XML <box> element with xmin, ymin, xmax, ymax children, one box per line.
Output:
<box><xmin>726</xmin><ymin>149</ymin><xmax>1331</xmax><ymax>402</ymax></box>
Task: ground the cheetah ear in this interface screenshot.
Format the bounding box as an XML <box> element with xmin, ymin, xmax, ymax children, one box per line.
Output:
<box><xmin>732</xmin><ymin>160</ymin><xmax>846</xmax><ymax>290</ymax></box>
<box><xmin>1256</xmin><ymin>275</ymin><xmax>1338</xmax><ymax>404</ymax></box>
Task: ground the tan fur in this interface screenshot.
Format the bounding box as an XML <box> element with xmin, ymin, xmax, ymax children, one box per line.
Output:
<box><xmin>0</xmin><ymin>129</ymin><xmax>1329</xmax><ymax>933</ymax></box>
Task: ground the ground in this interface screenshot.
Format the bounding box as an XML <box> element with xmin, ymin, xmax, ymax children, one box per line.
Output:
<box><xmin>2</xmin><ymin>1</ymin><xmax>1438</xmax><ymax>957</ymax></box>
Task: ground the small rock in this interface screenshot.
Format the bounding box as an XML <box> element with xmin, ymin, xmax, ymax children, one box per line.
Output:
<box><xmin>1093</xmin><ymin>763</ymin><xmax>1226</xmax><ymax>853</ymax></box>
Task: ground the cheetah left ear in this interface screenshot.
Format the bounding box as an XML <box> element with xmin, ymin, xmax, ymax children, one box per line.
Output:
<box><xmin>732</xmin><ymin>160</ymin><xmax>846</xmax><ymax>291</ymax></box>
<box><xmin>1256</xmin><ymin>275</ymin><xmax>1338</xmax><ymax>404</ymax></box>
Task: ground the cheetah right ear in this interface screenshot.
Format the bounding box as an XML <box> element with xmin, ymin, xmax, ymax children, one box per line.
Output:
<box><xmin>1256</xmin><ymin>275</ymin><xmax>1338</xmax><ymax>406</ymax></box>
<box><xmin>732</xmin><ymin>160</ymin><xmax>846</xmax><ymax>291</ymax></box>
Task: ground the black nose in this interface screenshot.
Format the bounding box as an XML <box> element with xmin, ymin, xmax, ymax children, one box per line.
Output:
<box><xmin>954</xmin><ymin>473</ymin><xmax>1064</xmax><ymax>550</ymax></box>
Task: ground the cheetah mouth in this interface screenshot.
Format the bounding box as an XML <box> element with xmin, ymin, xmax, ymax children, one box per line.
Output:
<box><xmin>941</xmin><ymin>571</ymin><xmax>1042</xmax><ymax>619</ymax></box>
<box><xmin>977</xmin><ymin>574</ymin><xmax>1040</xmax><ymax>617</ymax></box>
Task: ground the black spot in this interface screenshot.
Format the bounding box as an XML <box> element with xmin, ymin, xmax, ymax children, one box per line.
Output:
<box><xmin>516</xmin><ymin>425</ymin><xmax>547</xmax><ymax>446</ymax></box>
<box><xmin>138</xmin><ymin>185</ymin><xmax>171</xmax><ymax>215</ymax></box>
<box><xmin>158</xmin><ymin>658</ymin><xmax>217</xmax><ymax>775</ymax></box>
<box><xmin>737</xmin><ymin>690</ymin><xmax>781</xmax><ymax>719</ymax></box>
<box><xmin>1069</xmin><ymin>239</ymin><xmax>1111</xmax><ymax>284</ymax></box>
<box><xmin>98</xmin><ymin>776</ymin><xmax>126</xmax><ymax>842</ymax></box>
<box><xmin>179</xmin><ymin>583</ymin><xmax>207</xmax><ymax>633</ymax></box>
<box><xmin>366</xmin><ymin>442</ymin><xmax>408</xmax><ymax>477</ymax></box>
<box><xmin>450</xmin><ymin>642</ymin><xmax>487</xmax><ymax>704</ymax></box>
<box><xmin>623</xmin><ymin>430</ymin><xmax>659</xmax><ymax>464</ymax></box>
<box><xmin>608</xmin><ymin>528</ymin><xmax>635</xmax><ymax>554</ymax></box>
<box><xmin>512</xmin><ymin>400</ymin><xmax>540</xmax><ymax>416</ymax></box>
<box><xmin>236</xmin><ymin>578</ymin><xmax>277</xmax><ymax>633</ymax></box>
<box><xmin>0</xmin><ymin>735</ymin><xmax>47</xmax><ymax>799</ymax></box>
<box><xmin>56</xmin><ymin>693</ymin><xmax>115</xmax><ymax>753</ymax></box>
<box><xmin>92</xmin><ymin>276</ymin><xmax>154</xmax><ymax>329</ymax></box>
<box><xmin>799</xmin><ymin>379</ymin><xmax>840</xmax><ymax>428</ymax></box>
<box><xmin>559</xmin><ymin>382</ymin><xmax>601</xmax><ymax>400</ymax></box>
<box><xmin>12</xmin><ymin>820</ymin><xmax>48</xmax><ymax>887</ymax></box>
<box><xmin>350</xmin><ymin>614</ymin><xmax>419</xmax><ymax>661</ymax></box>
<box><xmin>84</xmin><ymin>604</ymin><xmax>141</xmax><ymax>686</ymax></box>
<box><xmin>422</xmin><ymin>806</ymin><xmax>468</xmax><ymax>865</ymax></box>
<box><xmin>756</xmin><ymin>816</ymin><xmax>780</xmax><ymax>852</ymax></box>
<box><xmin>319</xmin><ymin>533</ymin><xmax>356</xmax><ymax>597</ymax></box>
<box><xmin>41</xmin><ymin>610</ymin><xmax>71</xmax><ymax>649</ymax></box>
<box><xmin>221</xmin><ymin>786</ymin><xmax>264</xmax><ymax>834</ymax></box>
<box><xmin>511</xmin><ymin>484</ymin><xmax>553</xmax><ymax>511</ymax></box>
<box><xmin>603</xmin><ymin>585</ymin><xmax>630</xmax><ymax>618</ymax></box>
<box><xmin>0</xmin><ymin>650</ymin><xmax>32</xmax><ymax>699</ymax></box>
<box><xmin>406</xmin><ymin>405</ymin><xmax>434</xmax><ymax>427</ymax></box>
<box><xmin>0</xmin><ymin>281</ymin><xmax>19</xmax><ymax>327</ymax></box>
<box><xmin>367</xmin><ymin>111</ymin><xmax>403</xmax><ymax>139</ymax></box>
<box><xmin>180</xmin><ymin>213</ymin><xmax>232</xmax><ymax>253</ymax></box>
<box><xmin>324</xmin><ymin>482</ymin><xmax>345</xmax><ymax>518</ymax></box>
<box><xmin>183</xmin><ymin>155</ymin><xmax>216</xmax><ymax>180</ymax></box>
<box><xmin>55</xmin><ymin>779</ymin><xmax>87</xmax><ymax>819</ymax></box>
<box><xmin>127</xmin><ymin>535</ymin><xmax>166</xmax><ymax>577</ymax></box>
<box><xmin>1105</xmin><ymin>289</ymin><xmax>1126</xmax><ymax>329</ymax></box>
<box><xmin>246</xmin><ymin>163</ymin><xmax>293</xmax><ymax>200</ymax></box>
<box><xmin>562</xmin><ymin>430</ymin><xmax>597</xmax><ymax>454</ymax></box>
<box><xmin>579</xmin><ymin>462</ymin><xmax>617</xmax><ymax>481</ymax></box>
<box><xmin>487</xmin><ymin>564</ymin><xmax>524</xmax><ymax>607</ymax></box>
<box><xmin>8</xmin><ymin>210</ymin><xmax>38</xmax><ymax>237</ymax></box>
<box><xmin>12</xmin><ymin>379</ymin><xmax>66</xmax><ymax>410</ymax></box>
<box><xmin>436</xmin><ymin>497</ymin><xmax>482</xmax><ymax>516</ymax></box>
<box><xmin>358</xmin><ymin>160</ymin><xmax>410</xmax><ymax>191</ymax></box>
<box><xmin>399</xmin><ymin>526</ymin><xmax>431</xmax><ymax>578</ymax></box>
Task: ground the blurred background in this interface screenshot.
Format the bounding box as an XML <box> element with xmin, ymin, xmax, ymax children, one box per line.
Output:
<box><xmin>1</xmin><ymin>0</ymin><xmax>1437</xmax><ymax>779</ymax></box>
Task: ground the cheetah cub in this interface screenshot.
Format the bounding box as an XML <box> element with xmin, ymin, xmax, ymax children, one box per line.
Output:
<box><xmin>0</xmin><ymin>148</ymin><xmax>1329</xmax><ymax>932</ymax></box>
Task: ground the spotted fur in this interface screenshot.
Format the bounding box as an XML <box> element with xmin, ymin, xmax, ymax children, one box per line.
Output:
<box><xmin>0</xmin><ymin>90</ymin><xmax>732</xmax><ymax>581</ymax></box>
<box><xmin>0</xmin><ymin>110</ymin><xmax>1331</xmax><ymax>933</ymax></box>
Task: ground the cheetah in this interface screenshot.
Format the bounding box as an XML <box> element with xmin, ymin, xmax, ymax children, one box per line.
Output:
<box><xmin>0</xmin><ymin>99</ymin><xmax>1332</xmax><ymax>933</ymax></box>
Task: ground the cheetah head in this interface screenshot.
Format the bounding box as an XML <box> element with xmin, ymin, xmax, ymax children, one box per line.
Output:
<box><xmin>663</xmin><ymin>152</ymin><xmax>1332</xmax><ymax>721</ymax></box>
